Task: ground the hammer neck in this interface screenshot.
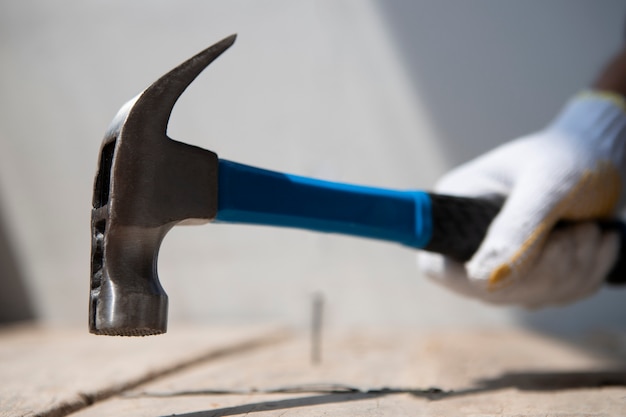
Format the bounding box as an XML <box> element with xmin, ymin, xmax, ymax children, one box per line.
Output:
<box><xmin>214</xmin><ymin>159</ymin><xmax>433</xmax><ymax>249</ymax></box>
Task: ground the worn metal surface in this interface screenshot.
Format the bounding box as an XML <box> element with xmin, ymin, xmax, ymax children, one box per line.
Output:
<box><xmin>90</xmin><ymin>36</ymin><xmax>235</xmax><ymax>336</ymax></box>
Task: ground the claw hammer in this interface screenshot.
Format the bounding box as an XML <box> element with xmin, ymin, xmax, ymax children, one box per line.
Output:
<box><xmin>90</xmin><ymin>35</ymin><xmax>626</xmax><ymax>336</ymax></box>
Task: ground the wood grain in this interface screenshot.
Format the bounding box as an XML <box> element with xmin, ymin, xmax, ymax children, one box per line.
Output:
<box><xmin>0</xmin><ymin>323</ymin><xmax>288</xmax><ymax>417</ymax></box>
<box><xmin>71</xmin><ymin>327</ymin><xmax>626</xmax><ymax>416</ymax></box>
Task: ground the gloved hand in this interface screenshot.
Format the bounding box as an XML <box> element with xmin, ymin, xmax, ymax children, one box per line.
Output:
<box><xmin>418</xmin><ymin>92</ymin><xmax>626</xmax><ymax>308</ymax></box>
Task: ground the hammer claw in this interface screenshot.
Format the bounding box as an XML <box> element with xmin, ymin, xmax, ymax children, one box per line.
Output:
<box><xmin>133</xmin><ymin>34</ymin><xmax>236</xmax><ymax>136</ymax></box>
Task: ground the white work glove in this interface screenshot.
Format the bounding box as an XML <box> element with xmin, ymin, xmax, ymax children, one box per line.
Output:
<box><xmin>418</xmin><ymin>92</ymin><xmax>626</xmax><ymax>308</ymax></box>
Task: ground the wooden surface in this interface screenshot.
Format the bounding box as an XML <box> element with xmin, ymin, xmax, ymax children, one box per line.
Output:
<box><xmin>2</xmin><ymin>325</ymin><xmax>626</xmax><ymax>417</ymax></box>
<box><xmin>0</xmin><ymin>323</ymin><xmax>287</xmax><ymax>417</ymax></box>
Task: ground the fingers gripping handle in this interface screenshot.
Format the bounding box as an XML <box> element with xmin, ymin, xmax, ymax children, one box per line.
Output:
<box><xmin>215</xmin><ymin>160</ymin><xmax>626</xmax><ymax>285</ymax></box>
<box><xmin>419</xmin><ymin>195</ymin><xmax>626</xmax><ymax>285</ymax></box>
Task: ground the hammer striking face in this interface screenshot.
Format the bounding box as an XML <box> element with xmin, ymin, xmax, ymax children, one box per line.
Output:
<box><xmin>91</xmin><ymin>35</ymin><xmax>626</xmax><ymax>337</ymax></box>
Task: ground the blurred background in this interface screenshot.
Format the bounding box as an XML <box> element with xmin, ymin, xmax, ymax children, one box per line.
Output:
<box><xmin>0</xmin><ymin>0</ymin><xmax>625</xmax><ymax>335</ymax></box>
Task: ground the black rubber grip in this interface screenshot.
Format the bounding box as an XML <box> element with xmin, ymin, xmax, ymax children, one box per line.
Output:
<box><xmin>423</xmin><ymin>193</ymin><xmax>626</xmax><ymax>285</ymax></box>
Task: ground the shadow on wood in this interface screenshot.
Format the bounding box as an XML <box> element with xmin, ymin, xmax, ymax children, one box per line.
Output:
<box><xmin>153</xmin><ymin>369</ymin><xmax>626</xmax><ymax>417</ymax></box>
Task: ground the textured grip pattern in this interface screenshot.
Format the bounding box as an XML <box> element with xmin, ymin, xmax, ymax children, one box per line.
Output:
<box><xmin>423</xmin><ymin>194</ymin><xmax>501</xmax><ymax>262</ymax></box>
<box><xmin>423</xmin><ymin>193</ymin><xmax>626</xmax><ymax>285</ymax></box>
<box><xmin>599</xmin><ymin>221</ymin><xmax>626</xmax><ymax>285</ymax></box>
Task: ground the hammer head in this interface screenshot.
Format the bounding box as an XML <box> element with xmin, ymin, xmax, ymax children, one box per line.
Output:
<box><xmin>90</xmin><ymin>35</ymin><xmax>236</xmax><ymax>336</ymax></box>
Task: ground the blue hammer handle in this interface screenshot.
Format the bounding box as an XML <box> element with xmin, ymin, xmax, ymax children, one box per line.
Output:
<box><xmin>215</xmin><ymin>159</ymin><xmax>626</xmax><ymax>284</ymax></box>
<box><xmin>216</xmin><ymin>160</ymin><xmax>434</xmax><ymax>249</ymax></box>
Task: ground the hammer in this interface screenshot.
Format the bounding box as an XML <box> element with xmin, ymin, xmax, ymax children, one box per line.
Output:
<box><xmin>90</xmin><ymin>35</ymin><xmax>626</xmax><ymax>336</ymax></box>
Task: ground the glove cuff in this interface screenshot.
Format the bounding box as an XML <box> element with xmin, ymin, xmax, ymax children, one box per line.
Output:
<box><xmin>549</xmin><ymin>91</ymin><xmax>626</xmax><ymax>209</ymax></box>
<box><xmin>578</xmin><ymin>90</ymin><xmax>626</xmax><ymax>112</ymax></box>
<box><xmin>550</xmin><ymin>90</ymin><xmax>626</xmax><ymax>145</ymax></box>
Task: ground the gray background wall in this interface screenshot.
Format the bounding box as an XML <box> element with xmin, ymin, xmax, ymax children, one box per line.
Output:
<box><xmin>0</xmin><ymin>0</ymin><xmax>624</xmax><ymax>334</ymax></box>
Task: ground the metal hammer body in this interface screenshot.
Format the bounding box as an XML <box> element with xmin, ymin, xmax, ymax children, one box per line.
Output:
<box><xmin>91</xmin><ymin>35</ymin><xmax>626</xmax><ymax>337</ymax></box>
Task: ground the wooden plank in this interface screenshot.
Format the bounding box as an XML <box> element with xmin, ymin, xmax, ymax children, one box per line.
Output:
<box><xmin>71</xmin><ymin>328</ymin><xmax>626</xmax><ymax>416</ymax></box>
<box><xmin>0</xmin><ymin>323</ymin><xmax>288</xmax><ymax>417</ymax></box>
